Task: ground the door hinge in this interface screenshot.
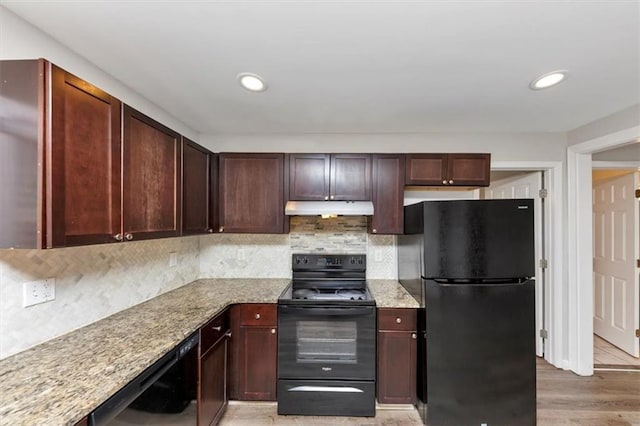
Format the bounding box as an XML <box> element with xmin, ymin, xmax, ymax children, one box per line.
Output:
<box><xmin>540</xmin><ymin>329</ymin><xmax>548</xmax><ymax>339</ymax></box>
<box><xmin>637</xmin><ymin>259</ymin><xmax>640</xmax><ymax>268</ymax></box>
<box><xmin>636</xmin><ymin>329</ymin><xmax>640</xmax><ymax>338</ymax></box>
<box><xmin>539</xmin><ymin>259</ymin><xmax>548</xmax><ymax>269</ymax></box>
<box><xmin>539</xmin><ymin>189</ymin><xmax>548</xmax><ymax>199</ymax></box>
<box><xmin>635</xmin><ymin>189</ymin><xmax>640</xmax><ymax>199</ymax></box>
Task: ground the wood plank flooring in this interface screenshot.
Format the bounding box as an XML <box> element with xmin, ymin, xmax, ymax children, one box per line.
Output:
<box><xmin>594</xmin><ymin>335</ymin><xmax>640</xmax><ymax>368</ymax></box>
<box><xmin>220</xmin><ymin>359</ymin><xmax>640</xmax><ymax>425</ymax></box>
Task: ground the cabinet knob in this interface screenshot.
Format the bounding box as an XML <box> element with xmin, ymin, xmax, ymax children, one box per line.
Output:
<box><xmin>372</xmin><ymin>229</ymin><xmax>377</xmax><ymax>234</ymax></box>
<box><xmin>396</xmin><ymin>317</ymin><xmax>402</xmax><ymax>324</ymax></box>
<box><xmin>219</xmin><ymin>226</ymin><xmax>224</xmax><ymax>232</ymax></box>
<box><xmin>330</xmin><ymin>195</ymin><xmax>335</xmax><ymax>200</ymax></box>
<box><xmin>255</xmin><ymin>313</ymin><xmax>261</xmax><ymax>320</ymax></box>
<box><xmin>442</xmin><ymin>180</ymin><xmax>447</xmax><ymax>184</ymax></box>
<box><xmin>324</xmin><ymin>196</ymin><xmax>329</xmax><ymax>200</ymax></box>
<box><xmin>124</xmin><ymin>233</ymin><xmax>133</xmax><ymax>241</ymax></box>
<box><xmin>449</xmin><ymin>179</ymin><xmax>454</xmax><ymax>184</ymax></box>
<box><xmin>113</xmin><ymin>233</ymin><xmax>123</xmax><ymax>242</ymax></box>
<box><xmin>412</xmin><ymin>333</ymin><xmax>417</xmax><ymax>339</ymax></box>
<box><xmin>208</xmin><ymin>228</ymin><xmax>214</xmax><ymax>233</ymax></box>
<box><xmin>271</xmin><ymin>328</ymin><xmax>276</xmax><ymax>334</ymax></box>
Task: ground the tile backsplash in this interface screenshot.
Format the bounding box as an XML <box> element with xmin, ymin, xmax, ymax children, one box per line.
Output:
<box><xmin>0</xmin><ymin>237</ymin><xmax>199</xmax><ymax>359</ymax></box>
<box><xmin>1</xmin><ymin>216</ymin><xmax>396</xmax><ymax>359</ymax></box>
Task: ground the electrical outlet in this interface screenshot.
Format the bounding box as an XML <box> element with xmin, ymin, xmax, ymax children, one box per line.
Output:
<box><xmin>374</xmin><ymin>249</ymin><xmax>383</xmax><ymax>262</ymax></box>
<box><xmin>23</xmin><ymin>279</ymin><xmax>55</xmax><ymax>307</ymax></box>
<box><xmin>169</xmin><ymin>252</ymin><xmax>178</xmax><ymax>267</ymax></box>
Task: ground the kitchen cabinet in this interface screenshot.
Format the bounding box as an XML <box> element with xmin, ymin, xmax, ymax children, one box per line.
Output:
<box><xmin>405</xmin><ymin>153</ymin><xmax>491</xmax><ymax>187</ymax></box>
<box><xmin>288</xmin><ymin>153</ymin><xmax>372</xmax><ymax>201</ymax></box>
<box><xmin>182</xmin><ymin>138</ymin><xmax>217</xmax><ymax>235</ymax></box>
<box><xmin>122</xmin><ymin>105</ymin><xmax>182</xmax><ymax>241</ymax></box>
<box><xmin>0</xmin><ymin>59</ymin><xmax>123</xmax><ymax>248</ymax></box>
<box><xmin>369</xmin><ymin>154</ymin><xmax>405</xmax><ymax>234</ymax></box>
<box><xmin>377</xmin><ymin>308</ymin><xmax>417</xmax><ymax>404</ymax></box>
<box><xmin>230</xmin><ymin>304</ymin><xmax>278</xmax><ymax>401</ymax></box>
<box><xmin>219</xmin><ymin>153</ymin><xmax>285</xmax><ymax>233</ymax></box>
<box><xmin>199</xmin><ymin>309</ymin><xmax>230</xmax><ymax>426</ymax></box>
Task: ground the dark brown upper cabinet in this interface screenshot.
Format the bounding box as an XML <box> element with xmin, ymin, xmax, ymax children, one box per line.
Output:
<box><xmin>123</xmin><ymin>105</ymin><xmax>182</xmax><ymax>241</ymax></box>
<box><xmin>0</xmin><ymin>59</ymin><xmax>124</xmax><ymax>248</ymax></box>
<box><xmin>405</xmin><ymin>153</ymin><xmax>491</xmax><ymax>187</ymax></box>
<box><xmin>288</xmin><ymin>153</ymin><xmax>372</xmax><ymax>201</ymax></box>
<box><xmin>218</xmin><ymin>153</ymin><xmax>285</xmax><ymax>234</ymax></box>
<box><xmin>369</xmin><ymin>154</ymin><xmax>405</xmax><ymax>235</ymax></box>
<box><xmin>182</xmin><ymin>138</ymin><xmax>217</xmax><ymax>235</ymax></box>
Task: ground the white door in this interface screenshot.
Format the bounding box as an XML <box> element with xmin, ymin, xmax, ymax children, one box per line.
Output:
<box><xmin>483</xmin><ymin>172</ymin><xmax>545</xmax><ymax>357</ymax></box>
<box><xmin>593</xmin><ymin>171</ymin><xmax>639</xmax><ymax>357</ymax></box>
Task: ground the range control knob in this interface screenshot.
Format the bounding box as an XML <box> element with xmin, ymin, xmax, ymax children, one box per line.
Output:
<box><xmin>303</xmin><ymin>257</ymin><xmax>309</xmax><ymax>264</ymax></box>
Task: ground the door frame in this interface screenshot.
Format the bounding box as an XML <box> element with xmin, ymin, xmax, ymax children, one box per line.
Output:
<box><xmin>567</xmin><ymin>126</ymin><xmax>640</xmax><ymax>376</ymax></box>
<box><xmin>491</xmin><ymin>161</ymin><xmax>563</xmax><ymax>367</ymax></box>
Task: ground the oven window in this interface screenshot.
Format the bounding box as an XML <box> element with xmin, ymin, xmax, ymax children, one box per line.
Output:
<box><xmin>296</xmin><ymin>320</ymin><xmax>357</xmax><ymax>364</ymax></box>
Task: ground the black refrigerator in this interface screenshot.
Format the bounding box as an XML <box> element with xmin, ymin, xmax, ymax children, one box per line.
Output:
<box><xmin>398</xmin><ymin>199</ymin><xmax>536</xmax><ymax>426</ymax></box>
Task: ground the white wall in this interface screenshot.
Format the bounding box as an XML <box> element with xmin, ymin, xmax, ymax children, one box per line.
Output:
<box><xmin>0</xmin><ymin>6</ymin><xmax>199</xmax><ymax>141</ymax></box>
<box><xmin>201</xmin><ymin>132</ymin><xmax>567</xmax><ymax>160</ymax></box>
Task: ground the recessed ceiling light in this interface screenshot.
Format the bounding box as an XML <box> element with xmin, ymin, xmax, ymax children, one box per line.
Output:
<box><xmin>238</xmin><ymin>73</ymin><xmax>267</xmax><ymax>92</ymax></box>
<box><xmin>529</xmin><ymin>70</ymin><xmax>568</xmax><ymax>90</ymax></box>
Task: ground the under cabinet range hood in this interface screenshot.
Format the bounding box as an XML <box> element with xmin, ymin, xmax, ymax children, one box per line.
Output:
<box><xmin>285</xmin><ymin>201</ymin><xmax>374</xmax><ymax>217</ymax></box>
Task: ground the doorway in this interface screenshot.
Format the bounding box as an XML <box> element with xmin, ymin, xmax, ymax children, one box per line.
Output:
<box><xmin>592</xmin><ymin>167</ymin><xmax>640</xmax><ymax>368</ymax></box>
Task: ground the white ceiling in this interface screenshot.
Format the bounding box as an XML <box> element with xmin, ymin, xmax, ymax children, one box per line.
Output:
<box><xmin>2</xmin><ymin>1</ymin><xmax>639</xmax><ymax>134</ymax></box>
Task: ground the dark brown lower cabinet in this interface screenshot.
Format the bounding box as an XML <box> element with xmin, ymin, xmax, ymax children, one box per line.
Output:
<box><xmin>377</xmin><ymin>308</ymin><xmax>417</xmax><ymax>404</ymax></box>
<box><xmin>199</xmin><ymin>310</ymin><xmax>230</xmax><ymax>426</ymax></box>
<box><xmin>230</xmin><ymin>304</ymin><xmax>278</xmax><ymax>401</ymax></box>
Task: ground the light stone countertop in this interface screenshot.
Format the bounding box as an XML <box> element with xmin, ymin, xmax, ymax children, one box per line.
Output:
<box><xmin>0</xmin><ymin>278</ymin><xmax>417</xmax><ymax>426</ymax></box>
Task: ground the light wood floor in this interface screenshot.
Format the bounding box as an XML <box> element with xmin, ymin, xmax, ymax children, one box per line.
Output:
<box><xmin>220</xmin><ymin>359</ymin><xmax>640</xmax><ymax>425</ymax></box>
<box><xmin>594</xmin><ymin>334</ymin><xmax>640</xmax><ymax>368</ymax></box>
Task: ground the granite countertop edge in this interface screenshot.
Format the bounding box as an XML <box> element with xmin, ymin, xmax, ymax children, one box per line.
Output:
<box><xmin>0</xmin><ymin>278</ymin><xmax>418</xmax><ymax>426</ymax></box>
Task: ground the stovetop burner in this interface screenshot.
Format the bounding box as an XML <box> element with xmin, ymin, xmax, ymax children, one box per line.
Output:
<box><xmin>291</xmin><ymin>287</ymin><xmax>367</xmax><ymax>301</ymax></box>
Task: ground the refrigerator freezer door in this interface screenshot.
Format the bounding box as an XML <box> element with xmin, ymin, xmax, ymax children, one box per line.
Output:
<box><xmin>422</xmin><ymin>199</ymin><xmax>535</xmax><ymax>280</ymax></box>
<box><xmin>425</xmin><ymin>278</ymin><xmax>536</xmax><ymax>426</ymax></box>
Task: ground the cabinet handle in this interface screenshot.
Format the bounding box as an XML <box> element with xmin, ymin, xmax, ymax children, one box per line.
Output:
<box><xmin>211</xmin><ymin>326</ymin><xmax>222</xmax><ymax>331</ymax></box>
<box><xmin>224</xmin><ymin>331</ymin><xmax>232</xmax><ymax>338</ymax></box>
<box><xmin>113</xmin><ymin>233</ymin><xmax>123</xmax><ymax>242</ymax></box>
<box><xmin>255</xmin><ymin>313</ymin><xmax>261</xmax><ymax>320</ymax></box>
<box><xmin>324</xmin><ymin>196</ymin><xmax>329</xmax><ymax>200</ymax></box>
<box><xmin>271</xmin><ymin>328</ymin><xmax>276</xmax><ymax>334</ymax></box>
<box><xmin>449</xmin><ymin>179</ymin><xmax>454</xmax><ymax>184</ymax></box>
<box><xmin>396</xmin><ymin>317</ymin><xmax>402</xmax><ymax>324</ymax></box>
<box><xmin>442</xmin><ymin>180</ymin><xmax>447</xmax><ymax>184</ymax></box>
<box><xmin>412</xmin><ymin>333</ymin><xmax>417</xmax><ymax>339</ymax></box>
<box><xmin>219</xmin><ymin>226</ymin><xmax>224</xmax><ymax>232</ymax></box>
<box><xmin>124</xmin><ymin>233</ymin><xmax>133</xmax><ymax>241</ymax></box>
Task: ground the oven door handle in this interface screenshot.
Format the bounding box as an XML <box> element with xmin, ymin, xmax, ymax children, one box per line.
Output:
<box><xmin>279</xmin><ymin>306</ymin><xmax>373</xmax><ymax>316</ymax></box>
<box><xmin>288</xmin><ymin>385</ymin><xmax>364</xmax><ymax>393</ymax></box>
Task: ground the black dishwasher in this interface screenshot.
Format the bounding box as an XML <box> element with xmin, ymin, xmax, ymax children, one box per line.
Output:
<box><xmin>88</xmin><ymin>332</ymin><xmax>198</xmax><ymax>426</ymax></box>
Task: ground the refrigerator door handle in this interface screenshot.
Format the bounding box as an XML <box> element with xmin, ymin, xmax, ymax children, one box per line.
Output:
<box><xmin>432</xmin><ymin>278</ymin><xmax>530</xmax><ymax>285</ymax></box>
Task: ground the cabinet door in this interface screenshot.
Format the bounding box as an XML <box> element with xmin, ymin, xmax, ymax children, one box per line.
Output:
<box><xmin>377</xmin><ymin>330</ymin><xmax>417</xmax><ymax>404</ymax></box>
<box><xmin>199</xmin><ymin>337</ymin><xmax>228</xmax><ymax>426</ymax></box>
<box><xmin>405</xmin><ymin>154</ymin><xmax>448</xmax><ymax>185</ymax></box>
<box><xmin>330</xmin><ymin>154</ymin><xmax>372</xmax><ymax>200</ymax></box>
<box><xmin>122</xmin><ymin>105</ymin><xmax>181</xmax><ymax>240</ymax></box>
<box><xmin>209</xmin><ymin>153</ymin><xmax>219</xmax><ymax>235</ymax></box>
<box><xmin>370</xmin><ymin>154</ymin><xmax>404</xmax><ymax>234</ymax></box>
<box><xmin>289</xmin><ymin>153</ymin><xmax>330</xmax><ymax>200</ymax></box>
<box><xmin>219</xmin><ymin>153</ymin><xmax>284</xmax><ymax>233</ymax></box>
<box><xmin>182</xmin><ymin>138</ymin><xmax>210</xmax><ymax>235</ymax></box>
<box><xmin>237</xmin><ymin>325</ymin><xmax>277</xmax><ymax>401</ymax></box>
<box><xmin>47</xmin><ymin>64</ymin><xmax>122</xmax><ymax>247</ymax></box>
<box><xmin>447</xmin><ymin>153</ymin><xmax>491</xmax><ymax>186</ymax></box>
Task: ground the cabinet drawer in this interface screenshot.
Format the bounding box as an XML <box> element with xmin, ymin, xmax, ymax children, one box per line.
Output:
<box><xmin>201</xmin><ymin>309</ymin><xmax>229</xmax><ymax>355</ymax></box>
<box><xmin>239</xmin><ymin>304</ymin><xmax>277</xmax><ymax>326</ymax></box>
<box><xmin>378</xmin><ymin>308</ymin><xmax>417</xmax><ymax>331</ymax></box>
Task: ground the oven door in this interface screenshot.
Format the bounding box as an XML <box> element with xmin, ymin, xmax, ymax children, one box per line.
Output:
<box><xmin>277</xmin><ymin>304</ymin><xmax>376</xmax><ymax>381</ymax></box>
